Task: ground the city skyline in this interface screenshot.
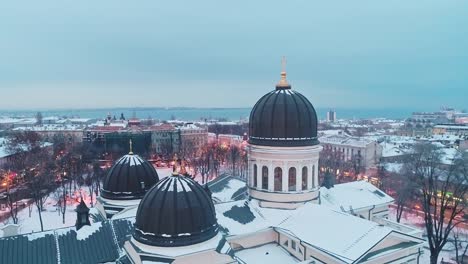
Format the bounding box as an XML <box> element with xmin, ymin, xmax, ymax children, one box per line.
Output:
<box><xmin>1</xmin><ymin>1</ymin><xmax>467</xmax><ymax>110</ymax></box>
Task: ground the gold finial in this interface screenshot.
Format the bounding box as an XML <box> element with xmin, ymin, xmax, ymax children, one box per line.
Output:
<box><xmin>172</xmin><ymin>154</ymin><xmax>179</xmax><ymax>176</ymax></box>
<box><xmin>129</xmin><ymin>139</ymin><xmax>134</xmax><ymax>155</ymax></box>
<box><xmin>180</xmin><ymin>159</ymin><xmax>187</xmax><ymax>175</ymax></box>
<box><xmin>276</xmin><ymin>56</ymin><xmax>290</xmax><ymax>89</ymax></box>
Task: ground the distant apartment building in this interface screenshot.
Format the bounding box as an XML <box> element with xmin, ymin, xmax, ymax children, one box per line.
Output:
<box><xmin>433</xmin><ymin>124</ymin><xmax>468</xmax><ymax>136</ymax></box>
<box><xmin>326</xmin><ymin>110</ymin><xmax>337</xmax><ymax>122</ymax></box>
<box><xmin>319</xmin><ymin>133</ymin><xmax>382</xmax><ymax>169</ymax></box>
<box><xmin>148</xmin><ymin>123</ymin><xmax>180</xmax><ymax>155</ymax></box>
<box><xmin>179</xmin><ymin>123</ymin><xmax>208</xmax><ymax>156</ymax></box>
<box><xmin>13</xmin><ymin>125</ymin><xmax>85</xmax><ymax>143</ymax></box>
<box><xmin>148</xmin><ymin>123</ymin><xmax>208</xmax><ymax>157</ymax></box>
<box><xmin>211</xmin><ymin>133</ymin><xmax>244</xmax><ymax>147</ymax></box>
<box><xmin>400</xmin><ymin>111</ymin><xmax>451</xmax><ymax>137</ymax></box>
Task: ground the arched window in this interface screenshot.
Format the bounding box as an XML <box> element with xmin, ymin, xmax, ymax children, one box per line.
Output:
<box><xmin>253</xmin><ymin>164</ymin><xmax>258</xmax><ymax>188</ymax></box>
<box><xmin>302</xmin><ymin>167</ymin><xmax>308</xmax><ymax>190</ymax></box>
<box><xmin>312</xmin><ymin>165</ymin><xmax>315</xmax><ymax>188</ymax></box>
<box><xmin>288</xmin><ymin>167</ymin><xmax>296</xmax><ymax>191</ymax></box>
<box><xmin>262</xmin><ymin>166</ymin><xmax>268</xmax><ymax>190</ymax></box>
<box><xmin>274</xmin><ymin>167</ymin><xmax>282</xmax><ymax>191</ymax></box>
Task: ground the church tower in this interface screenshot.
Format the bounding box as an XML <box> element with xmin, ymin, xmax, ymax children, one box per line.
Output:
<box><xmin>247</xmin><ymin>58</ymin><xmax>322</xmax><ymax>209</ymax></box>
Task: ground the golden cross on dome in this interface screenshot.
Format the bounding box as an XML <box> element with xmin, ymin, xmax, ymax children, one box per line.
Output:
<box><xmin>276</xmin><ymin>56</ymin><xmax>290</xmax><ymax>89</ymax></box>
<box><xmin>281</xmin><ymin>56</ymin><xmax>287</xmax><ymax>73</ymax></box>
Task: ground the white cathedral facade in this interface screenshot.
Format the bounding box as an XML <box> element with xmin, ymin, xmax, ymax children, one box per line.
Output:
<box><xmin>0</xmin><ymin>68</ymin><xmax>426</xmax><ymax>264</ymax></box>
<box><xmin>117</xmin><ymin>69</ymin><xmax>425</xmax><ymax>263</ymax></box>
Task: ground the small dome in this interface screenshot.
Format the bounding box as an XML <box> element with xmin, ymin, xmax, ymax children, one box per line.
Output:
<box><xmin>101</xmin><ymin>154</ymin><xmax>159</xmax><ymax>200</ymax></box>
<box><xmin>249</xmin><ymin>85</ymin><xmax>319</xmax><ymax>147</ymax></box>
<box><xmin>134</xmin><ymin>175</ymin><xmax>218</xmax><ymax>247</ymax></box>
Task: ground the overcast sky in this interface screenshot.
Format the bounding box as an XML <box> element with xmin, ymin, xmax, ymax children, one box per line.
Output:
<box><xmin>0</xmin><ymin>1</ymin><xmax>467</xmax><ymax>110</ymax></box>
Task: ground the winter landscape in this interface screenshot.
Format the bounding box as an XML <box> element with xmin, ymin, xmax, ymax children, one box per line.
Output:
<box><xmin>1</xmin><ymin>1</ymin><xmax>468</xmax><ymax>264</ymax></box>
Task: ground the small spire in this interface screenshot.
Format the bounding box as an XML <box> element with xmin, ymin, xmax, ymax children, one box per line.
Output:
<box><xmin>276</xmin><ymin>56</ymin><xmax>291</xmax><ymax>90</ymax></box>
<box><xmin>129</xmin><ymin>139</ymin><xmax>134</xmax><ymax>155</ymax></box>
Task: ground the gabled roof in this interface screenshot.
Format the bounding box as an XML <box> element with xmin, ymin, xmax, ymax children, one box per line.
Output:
<box><xmin>320</xmin><ymin>181</ymin><xmax>394</xmax><ymax>212</ymax></box>
<box><xmin>217</xmin><ymin>199</ymin><xmax>423</xmax><ymax>263</ymax></box>
<box><xmin>276</xmin><ymin>204</ymin><xmax>417</xmax><ymax>263</ymax></box>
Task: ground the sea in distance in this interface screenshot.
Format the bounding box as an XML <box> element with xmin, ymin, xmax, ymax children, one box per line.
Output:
<box><xmin>0</xmin><ymin>107</ymin><xmax>418</xmax><ymax>121</ymax></box>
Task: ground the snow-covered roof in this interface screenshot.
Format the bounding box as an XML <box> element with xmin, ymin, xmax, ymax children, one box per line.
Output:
<box><xmin>320</xmin><ymin>134</ymin><xmax>376</xmax><ymax>148</ymax></box>
<box><xmin>384</xmin><ymin>162</ymin><xmax>404</xmax><ymax>173</ymax></box>
<box><xmin>320</xmin><ymin>181</ymin><xmax>394</xmax><ymax>212</ymax></box>
<box><xmin>56</xmin><ymin>118</ymin><xmax>93</xmax><ymax>124</ymax></box>
<box><xmin>209</xmin><ymin>176</ymin><xmax>247</xmax><ymax>203</ymax></box>
<box><xmin>277</xmin><ymin>203</ymin><xmax>394</xmax><ymax>263</ymax></box>
<box><xmin>215</xmin><ymin>200</ymin><xmax>291</xmax><ymax>236</ymax></box>
<box><xmin>0</xmin><ymin>217</ymin><xmax>135</xmax><ymax>264</ymax></box>
<box><xmin>13</xmin><ymin>124</ymin><xmax>85</xmax><ymax>131</ymax></box>
<box><xmin>178</xmin><ymin>123</ymin><xmax>206</xmax><ymax>131</ymax></box>
<box><xmin>439</xmin><ymin>147</ymin><xmax>460</xmax><ymax>165</ymax></box>
<box><xmin>0</xmin><ymin>117</ymin><xmax>36</xmax><ymax>124</ymax></box>
<box><xmin>434</xmin><ymin>124</ymin><xmax>468</xmax><ymax>130</ymax></box>
<box><xmin>235</xmin><ymin>243</ymin><xmax>299</xmax><ymax>264</ymax></box>
<box><xmin>0</xmin><ymin>137</ymin><xmax>52</xmax><ymax>159</ymax></box>
<box><xmin>0</xmin><ymin>138</ymin><xmax>8</xmax><ymax>158</ymax></box>
<box><xmin>132</xmin><ymin>232</ymin><xmax>228</xmax><ymax>258</ymax></box>
<box><xmin>380</xmin><ymin>141</ymin><xmax>413</xmax><ymax>158</ymax></box>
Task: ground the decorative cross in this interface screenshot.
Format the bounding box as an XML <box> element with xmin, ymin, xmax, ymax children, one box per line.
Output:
<box><xmin>281</xmin><ymin>56</ymin><xmax>287</xmax><ymax>72</ymax></box>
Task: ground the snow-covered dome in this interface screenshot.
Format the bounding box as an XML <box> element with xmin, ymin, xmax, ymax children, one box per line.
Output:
<box><xmin>249</xmin><ymin>70</ymin><xmax>318</xmax><ymax>147</ymax></box>
<box><xmin>101</xmin><ymin>154</ymin><xmax>159</xmax><ymax>200</ymax></box>
<box><xmin>133</xmin><ymin>174</ymin><xmax>218</xmax><ymax>247</ymax></box>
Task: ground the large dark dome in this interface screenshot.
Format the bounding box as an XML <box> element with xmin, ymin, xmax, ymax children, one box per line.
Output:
<box><xmin>101</xmin><ymin>154</ymin><xmax>159</xmax><ymax>200</ymax></box>
<box><xmin>134</xmin><ymin>174</ymin><xmax>218</xmax><ymax>247</ymax></box>
<box><xmin>249</xmin><ymin>74</ymin><xmax>319</xmax><ymax>147</ymax></box>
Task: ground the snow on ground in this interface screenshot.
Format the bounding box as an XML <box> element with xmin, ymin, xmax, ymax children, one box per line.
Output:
<box><xmin>0</xmin><ymin>188</ymin><xmax>96</xmax><ymax>235</ymax></box>
<box><xmin>389</xmin><ymin>207</ymin><xmax>468</xmax><ymax>263</ymax></box>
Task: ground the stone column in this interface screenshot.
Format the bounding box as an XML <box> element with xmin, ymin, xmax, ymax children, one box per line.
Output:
<box><xmin>258</xmin><ymin>163</ymin><xmax>263</xmax><ymax>190</ymax></box>
<box><xmin>255</xmin><ymin>164</ymin><xmax>260</xmax><ymax>189</ymax></box>
<box><xmin>282</xmin><ymin>162</ymin><xmax>288</xmax><ymax>192</ymax></box>
<box><xmin>315</xmin><ymin>162</ymin><xmax>319</xmax><ymax>188</ymax></box>
<box><xmin>308</xmin><ymin>164</ymin><xmax>313</xmax><ymax>189</ymax></box>
<box><xmin>296</xmin><ymin>165</ymin><xmax>301</xmax><ymax>192</ymax></box>
<box><xmin>268</xmin><ymin>161</ymin><xmax>274</xmax><ymax>191</ymax></box>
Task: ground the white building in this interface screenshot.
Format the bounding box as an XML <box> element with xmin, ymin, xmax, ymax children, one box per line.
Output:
<box><xmin>326</xmin><ymin>110</ymin><xmax>337</xmax><ymax>122</ymax></box>
<box><xmin>320</xmin><ymin>133</ymin><xmax>383</xmax><ymax>169</ymax></box>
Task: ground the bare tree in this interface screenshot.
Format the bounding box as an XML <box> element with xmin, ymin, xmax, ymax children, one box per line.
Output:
<box><xmin>406</xmin><ymin>143</ymin><xmax>468</xmax><ymax>264</ymax></box>
<box><xmin>228</xmin><ymin>145</ymin><xmax>240</xmax><ymax>176</ymax></box>
<box><xmin>452</xmin><ymin>229</ymin><xmax>468</xmax><ymax>264</ymax></box>
<box><xmin>26</xmin><ymin>151</ymin><xmax>56</xmax><ymax>232</ymax></box>
<box><xmin>394</xmin><ymin>172</ymin><xmax>418</xmax><ymax>223</ymax></box>
<box><xmin>5</xmin><ymin>131</ymin><xmax>44</xmax><ymax>171</ymax></box>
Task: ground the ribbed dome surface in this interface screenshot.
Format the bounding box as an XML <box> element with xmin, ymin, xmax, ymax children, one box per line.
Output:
<box><xmin>101</xmin><ymin>154</ymin><xmax>159</xmax><ymax>200</ymax></box>
<box><xmin>249</xmin><ymin>88</ymin><xmax>319</xmax><ymax>147</ymax></box>
<box><xmin>134</xmin><ymin>175</ymin><xmax>218</xmax><ymax>247</ymax></box>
